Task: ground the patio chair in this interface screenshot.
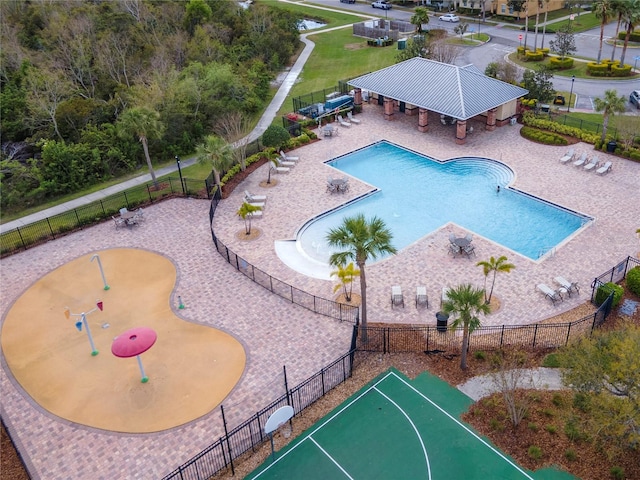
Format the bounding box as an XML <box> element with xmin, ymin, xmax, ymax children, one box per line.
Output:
<box><xmin>133</xmin><ymin>208</ymin><xmax>145</xmax><ymax>223</ymax></box>
<box><xmin>448</xmin><ymin>243</ymin><xmax>461</xmax><ymax>256</ymax></box>
<box><xmin>554</xmin><ymin>276</ymin><xmax>579</xmax><ymax>296</ymax></box>
<box><xmin>559</xmin><ymin>148</ymin><xmax>575</xmax><ymax>164</ymax></box>
<box><xmin>347</xmin><ymin>111</ymin><xmax>361</xmax><ymax>124</ymax></box>
<box><xmin>415</xmin><ymin>286</ymin><xmax>429</xmax><ymax>308</ymax></box>
<box><xmin>537</xmin><ymin>283</ymin><xmax>563</xmax><ymax>305</ymax></box>
<box><xmin>279</xmin><ymin>150</ymin><xmax>299</xmax><ymax>162</ymax></box>
<box><xmin>391</xmin><ymin>285</ymin><xmax>404</xmax><ymax>308</ymax></box>
<box><xmin>596</xmin><ymin>161</ymin><xmax>612</xmax><ymax>175</ymax></box>
<box><xmin>338</xmin><ymin>115</ymin><xmax>351</xmax><ymax>127</ymax></box>
<box><xmin>573</xmin><ymin>152</ymin><xmax>588</xmax><ymax>167</ymax></box>
<box><xmin>326</xmin><ymin>178</ymin><xmax>338</xmax><ymax>193</ymax></box>
<box><xmin>464</xmin><ymin>233</ymin><xmax>473</xmax><ymax>242</ymax></box>
<box><xmin>119</xmin><ymin>207</ymin><xmax>128</xmax><ymax>215</ymax></box>
<box><xmin>245</xmin><ymin>190</ymin><xmax>267</xmax><ymax>203</ymax></box>
<box><xmin>448</xmin><ymin>233</ymin><xmax>456</xmax><ymax>244</ymax></box>
<box><xmin>462</xmin><ymin>244</ymin><xmax>476</xmax><ymax>257</ymax></box>
<box><xmin>112</xmin><ymin>216</ymin><xmax>126</xmax><ymax>228</ymax></box>
<box><xmin>583</xmin><ymin>155</ymin><xmax>599</xmax><ymax>172</ymax></box>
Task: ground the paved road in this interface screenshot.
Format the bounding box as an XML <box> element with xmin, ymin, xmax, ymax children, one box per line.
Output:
<box><xmin>2</xmin><ymin>1</ymin><xmax>638</xmax><ymax>232</ymax></box>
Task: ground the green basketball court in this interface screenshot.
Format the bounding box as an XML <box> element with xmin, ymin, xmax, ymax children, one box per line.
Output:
<box><xmin>246</xmin><ymin>368</ymin><xmax>575</xmax><ymax>480</ymax></box>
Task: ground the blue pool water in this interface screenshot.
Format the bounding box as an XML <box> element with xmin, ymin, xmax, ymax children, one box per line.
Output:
<box><xmin>298</xmin><ymin>141</ymin><xmax>591</xmax><ymax>262</ymax></box>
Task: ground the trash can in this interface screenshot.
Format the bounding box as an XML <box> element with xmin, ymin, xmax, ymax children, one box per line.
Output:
<box><xmin>397</xmin><ymin>38</ymin><xmax>406</xmax><ymax>50</ymax></box>
<box><xmin>436</xmin><ymin>312</ymin><xmax>449</xmax><ymax>332</ymax></box>
<box><xmin>606</xmin><ymin>141</ymin><xmax>617</xmax><ymax>153</ymax></box>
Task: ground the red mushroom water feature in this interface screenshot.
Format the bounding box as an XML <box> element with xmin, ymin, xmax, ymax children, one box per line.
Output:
<box><xmin>111</xmin><ymin>327</ymin><xmax>157</xmax><ymax>383</ymax></box>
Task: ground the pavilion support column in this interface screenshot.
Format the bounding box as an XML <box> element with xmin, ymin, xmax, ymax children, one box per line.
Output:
<box><xmin>455</xmin><ymin>120</ymin><xmax>467</xmax><ymax>145</ymax></box>
<box><xmin>383</xmin><ymin>97</ymin><xmax>394</xmax><ymax>121</ymax></box>
<box><xmin>486</xmin><ymin>108</ymin><xmax>497</xmax><ymax>131</ymax></box>
<box><xmin>418</xmin><ymin>108</ymin><xmax>429</xmax><ymax>132</ymax></box>
<box><xmin>354</xmin><ymin>88</ymin><xmax>363</xmax><ymax>110</ymax></box>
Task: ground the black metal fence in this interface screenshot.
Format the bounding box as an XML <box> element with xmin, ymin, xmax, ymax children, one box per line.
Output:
<box><xmin>161</xmin><ymin>349</ymin><xmax>356</xmax><ymax>480</ymax></box>
<box><xmin>356</xmin><ymin>300</ymin><xmax>611</xmax><ymax>354</ymax></box>
<box><xmin>208</xmin><ymin>196</ymin><xmax>359</xmax><ymax>324</ymax></box>
<box><xmin>552</xmin><ymin>113</ymin><xmax>640</xmax><ymax>144</ymax></box>
<box><xmin>1</xmin><ymin>177</ymin><xmax>207</xmax><ymax>256</ymax></box>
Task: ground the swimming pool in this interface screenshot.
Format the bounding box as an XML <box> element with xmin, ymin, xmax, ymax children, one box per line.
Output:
<box><xmin>294</xmin><ymin>141</ymin><xmax>591</xmax><ymax>268</ymax></box>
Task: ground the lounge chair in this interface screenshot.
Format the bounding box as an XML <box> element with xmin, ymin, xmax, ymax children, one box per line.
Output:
<box><xmin>441</xmin><ymin>286</ymin><xmax>450</xmax><ymax>308</ymax></box>
<box><xmin>245</xmin><ymin>190</ymin><xmax>267</xmax><ymax>202</ymax></box>
<box><xmin>583</xmin><ymin>155</ymin><xmax>599</xmax><ymax>172</ymax></box>
<box><xmin>338</xmin><ymin>115</ymin><xmax>351</xmax><ymax>127</ymax></box>
<box><xmin>416</xmin><ymin>286</ymin><xmax>429</xmax><ymax>308</ymax></box>
<box><xmin>248</xmin><ymin>210</ymin><xmax>263</xmax><ymax>219</ymax></box>
<box><xmin>537</xmin><ymin>283</ymin><xmax>563</xmax><ymax>305</ymax></box>
<box><xmin>573</xmin><ymin>152</ymin><xmax>588</xmax><ymax>167</ymax></box>
<box><xmin>391</xmin><ymin>285</ymin><xmax>404</xmax><ymax>308</ymax></box>
<box><xmin>596</xmin><ymin>161</ymin><xmax>612</xmax><ymax>175</ymax></box>
<box><xmin>279</xmin><ymin>150</ymin><xmax>299</xmax><ymax>162</ymax></box>
<box><xmin>247</xmin><ymin>201</ymin><xmax>265</xmax><ymax>209</ymax></box>
<box><xmin>559</xmin><ymin>148</ymin><xmax>575</xmax><ymax>163</ymax></box>
<box><xmin>276</xmin><ymin>157</ymin><xmax>295</xmax><ymax>168</ymax></box>
<box><xmin>347</xmin><ymin>111</ymin><xmax>361</xmax><ymax>124</ymax></box>
<box><xmin>271</xmin><ymin>164</ymin><xmax>290</xmax><ymax>174</ymax></box>
<box><xmin>554</xmin><ymin>276</ymin><xmax>579</xmax><ymax>296</ymax></box>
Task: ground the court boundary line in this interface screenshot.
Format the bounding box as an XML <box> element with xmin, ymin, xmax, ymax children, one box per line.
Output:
<box><xmin>373</xmin><ymin>386</ymin><xmax>432</xmax><ymax>480</ymax></box>
<box><xmin>387</xmin><ymin>370</ymin><xmax>535</xmax><ymax>480</ymax></box>
<box><xmin>250</xmin><ymin>372</ymin><xmax>395</xmax><ymax>479</ymax></box>
<box><xmin>250</xmin><ymin>370</ymin><xmax>534</xmax><ymax>480</ymax></box>
<box><xmin>309</xmin><ymin>437</ymin><xmax>354</xmax><ymax>480</ymax></box>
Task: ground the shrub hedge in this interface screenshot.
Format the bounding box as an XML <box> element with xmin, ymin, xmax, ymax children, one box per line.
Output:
<box><xmin>525</xmin><ymin>50</ymin><xmax>544</xmax><ymax>61</ymax></box>
<box><xmin>626</xmin><ymin>267</ymin><xmax>640</xmax><ymax>297</ymax></box>
<box><xmin>520</xmin><ymin>126</ymin><xmax>568</xmax><ymax>145</ymax></box>
<box><xmin>594</xmin><ymin>282</ymin><xmax>624</xmax><ymax>308</ymax></box>
<box><xmin>549</xmin><ymin>57</ymin><xmax>574</xmax><ymax>69</ymax></box>
<box><xmin>521</xmin><ymin>112</ymin><xmax>600</xmax><ymax>144</ymax></box>
<box><xmin>618</xmin><ymin>30</ymin><xmax>640</xmax><ymax>42</ymax></box>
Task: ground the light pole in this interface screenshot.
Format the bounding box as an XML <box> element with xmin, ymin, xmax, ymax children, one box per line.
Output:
<box><xmin>90</xmin><ymin>254</ymin><xmax>110</xmax><ymax>290</ymax></box>
<box><xmin>65</xmin><ymin>300</ymin><xmax>103</xmax><ymax>356</ymax></box>
<box><xmin>175</xmin><ymin>155</ymin><xmax>185</xmax><ymax>195</ymax></box>
<box><xmin>568</xmin><ymin>75</ymin><xmax>575</xmax><ymax>113</ymax></box>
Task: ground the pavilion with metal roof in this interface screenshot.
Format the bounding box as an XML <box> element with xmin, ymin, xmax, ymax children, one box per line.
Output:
<box><xmin>347</xmin><ymin>57</ymin><xmax>528</xmax><ymax>144</ymax></box>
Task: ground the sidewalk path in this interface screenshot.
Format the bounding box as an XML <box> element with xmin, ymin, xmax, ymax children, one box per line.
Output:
<box><xmin>457</xmin><ymin>368</ymin><xmax>565</xmax><ymax>401</ymax></box>
<box><xmin>0</xmin><ymin>7</ymin><xmax>360</xmax><ymax>234</ymax></box>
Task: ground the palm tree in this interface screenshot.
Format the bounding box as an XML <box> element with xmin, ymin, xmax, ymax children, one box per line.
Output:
<box><xmin>117</xmin><ymin>106</ymin><xmax>165</xmax><ymax>186</ymax></box>
<box><xmin>237</xmin><ymin>202</ymin><xmax>261</xmax><ymax>235</ymax></box>
<box><xmin>442</xmin><ymin>284</ymin><xmax>490</xmax><ymax>370</ymax></box>
<box><xmin>410</xmin><ymin>7</ymin><xmax>430</xmax><ymax>34</ymax></box>
<box><xmin>618</xmin><ymin>0</ymin><xmax>640</xmax><ymax>66</ymax></box>
<box><xmin>594</xmin><ymin>0</ymin><xmax>612</xmax><ymax>64</ymax></box>
<box><xmin>609</xmin><ymin>0</ymin><xmax>628</xmax><ymax>62</ymax></box>
<box><xmin>331</xmin><ymin>262</ymin><xmax>360</xmax><ymax>303</ymax></box>
<box><xmin>476</xmin><ymin>255</ymin><xmax>516</xmax><ymax>304</ymax></box>
<box><xmin>534</xmin><ymin>0</ymin><xmax>542</xmax><ymax>50</ymax></box>
<box><xmin>326</xmin><ymin>214</ymin><xmax>397</xmax><ymax>340</ymax></box>
<box><xmin>196</xmin><ymin>134</ymin><xmax>235</xmax><ymax>194</ymax></box>
<box><xmin>540</xmin><ymin>0</ymin><xmax>550</xmax><ymax>49</ymax></box>
<box><xmin>593</xmin><ymin>89</ymin><xmax>627</xmax><ymax>142</ymax></box>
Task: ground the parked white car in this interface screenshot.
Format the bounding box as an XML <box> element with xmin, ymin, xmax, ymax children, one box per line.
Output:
<box><xmin>372</xmin><ymin>1</ymin><xmax>392</xmax><ymax>9</ymax></box>
<box><xmin>439</xmin><ymin>13</ymin><xmax>460</xmax><ymax>22</ymax></box>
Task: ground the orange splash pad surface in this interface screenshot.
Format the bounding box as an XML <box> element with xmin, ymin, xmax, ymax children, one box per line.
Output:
<box><xmin>1</xmin><ymin>248</ymin><xmax>246</xmax><ymax>433</ymax></box>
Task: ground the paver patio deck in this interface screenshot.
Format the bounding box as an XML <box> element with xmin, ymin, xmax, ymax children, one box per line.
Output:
<box><xmin>1</xmin><ymin>104</ymin><xmax>638</xmax><ymax>479</ymax></box>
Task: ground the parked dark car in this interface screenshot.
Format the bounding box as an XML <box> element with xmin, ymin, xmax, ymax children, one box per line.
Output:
<box><xmin>340</xmin><ymin>0</ymin><xmax>356</xmax><ymax>3</ymax></box>
<box><xmin>630</xmin><ymin>90</ymin><xmax>640</xmax><ymax>109</ymax></box>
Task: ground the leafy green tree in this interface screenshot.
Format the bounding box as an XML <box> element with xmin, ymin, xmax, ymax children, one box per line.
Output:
<box><xmin>593</xmin><ymin>89</ymin><xmax>626</xmax><ymax>142</ymax></box>
<box><xmin>196</xmin><ymin>134</ymin><xmax>235</xmax><ymax>194</ymax></box>
<box><xmin>117</xmin><ymin>107</ymin><xmax>164</xmax><ymax>185</ymax></box>
<box><xmin>237</xmin><ymin>201</ymin><xmax>262</xmax><ymax>235</ymax></box>
<box><xmin>395</xmin><ymin>35</ymin><xmax>428</xmax><ymax>62</ymax></box>
<box><xmin>594</xmin><ymin>0</ymin><xmax>613</xmax><ymax>64</ymax></box>
<box><xmin>184</xmin><ymin>0</ymin><xmax>212</xmax><ymax>36</ymax></box>
<box><xmin>261</xmin><ymin>124</ymin><xmax>290</xmax><ymax>150</ymax></box>
<box><xmin>485</xmin><ymin>62</ymin><xmax>499</xmax><ymax>78</ymax></box>
<box><xmin>331</xmin><ymin>262</ymin><xmax>360</xmax><ymax>303</ymax></box>
<box><xmin>410</xmin><ymin>7</ymin><xmax>430</xmax><ymax>34</ymax></box>
<box><xmin>326</xmin><ymin>214</ymin><xmax>397</xmax><ymax>339</ymax></box>
<box><xmin>549</xmin><ymin>24</ymin><xmax>577</xmax><ymax>60</ymax></box>
<box><xmin>558</xmin><ymin>323</ymin><xmax>640</xmax><ymax>456</ymax></box>
<box><xmin>476</xmin><ymin>255</ymin><xmax>515</xmax><ymax>304</ymax></box>
<box><xmin>442</xmin><ymin>284</ymin><xmax>490</xmax><ymax>370</ymax></box>
<box><xmin>522</xmin><ymin>65</ymin><xmax>555</xmax><ymax>105</ymax></box>
<box><xmin>454</xmin><ymin>22</ymin><xmax>469</xmax><ymax>39</ymax></box>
